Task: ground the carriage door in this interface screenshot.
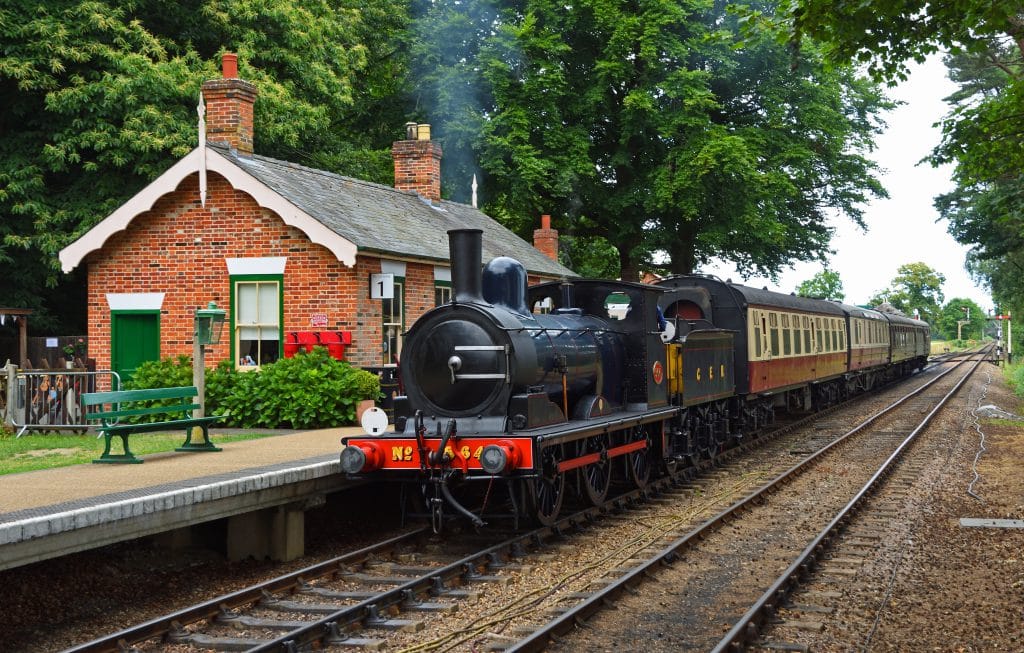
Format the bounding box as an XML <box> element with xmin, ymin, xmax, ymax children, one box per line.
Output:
<box><xmin>111</xmin><ymin>311</ymin><xmax>160</xmax><ymax>386</ymax></box>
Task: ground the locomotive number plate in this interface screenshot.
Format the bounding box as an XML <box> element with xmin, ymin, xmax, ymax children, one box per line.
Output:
<box><xmin>351</xmin><ymin>437</ymin><xmax>535</xmax><ymax>470</ymax></box>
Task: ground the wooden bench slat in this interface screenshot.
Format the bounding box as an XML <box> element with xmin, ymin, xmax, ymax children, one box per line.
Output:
<box><xmin>101</xmin><ymin>416</ymin><xmax>222</xmax><ymax>435</ymax></box>
<box><xmin>82</xmin><ymin>386</ymin><xmax>198</xmax><ymax>406</ymax></box>
<box><xmin>90</xmin><ymin>403</ymin><xmax>200</xmax><ymax>421</ymax></box>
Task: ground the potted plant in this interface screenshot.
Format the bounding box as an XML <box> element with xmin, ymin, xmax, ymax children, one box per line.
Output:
<box><xmin>353</xmin><ymin>369</ymin><xmax>382</xmax><ymax>423</ymax></box>
<box><xmin>62</xmin><ymin>343</ymin><xmax>76</xmax><ymax>368</ymax></box>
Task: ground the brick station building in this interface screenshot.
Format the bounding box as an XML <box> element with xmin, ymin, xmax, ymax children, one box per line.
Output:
<box><xmin>59</xmin><ymin>54</ymin><xmax>574</xmax><ymax>382</ymax></box>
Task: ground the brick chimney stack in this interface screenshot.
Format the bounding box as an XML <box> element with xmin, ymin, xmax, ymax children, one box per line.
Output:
<box><xmin>533</xmin><ymin>214</ymin><xmax>559</xmax><ymax>261</ymax></box>
<box><xmin>392</xmin><ymin>122</ymin><xmax>442</xmax><ymax>202</ymax></box>
<box><xmin>201</xmin><ymin>53</ymin><xmax>258</xmax><ymax>155</ymax></box>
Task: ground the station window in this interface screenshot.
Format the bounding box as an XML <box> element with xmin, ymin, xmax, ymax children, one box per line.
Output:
<box><xmin>232</xmin><ymin>276</ymin><xmax>282</xmax><ymax>369</ymax></box>
<box><xmin>383</xmin><ymin>276</ymin><xmax>405</xmax><ymax>365</ymax></box>
<box><xmin>434</xmin><ymin>280</ymin><xmax>452</xmax><ymax>306</ymax></box>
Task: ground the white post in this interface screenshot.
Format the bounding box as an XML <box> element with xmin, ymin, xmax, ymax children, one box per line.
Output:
<box><xmin>193</xmin><ymin>334</ymin><xmax>205</xmax><ymax>418</ymax></box>
<box><xmin>1008</xmin><ymin>312</ymin><xmax>1013</xmax><ymax>363</ymax></box>
<box><xmin>4</xmin><ymin>362</ymin><xmax>16</xmax><ymax>428</ymax></box>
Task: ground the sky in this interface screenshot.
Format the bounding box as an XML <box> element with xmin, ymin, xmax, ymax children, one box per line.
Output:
<box><xmin>701</xmin><ymin>56</ymin><xmax>994</xmax><ymax>312</ymax></box>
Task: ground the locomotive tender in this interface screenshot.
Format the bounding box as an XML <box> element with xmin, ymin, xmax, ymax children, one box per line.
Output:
<box><xmin>339</xmin><ymin>229</ymin><xmax>930</xmax><ymax>529</ymax></box>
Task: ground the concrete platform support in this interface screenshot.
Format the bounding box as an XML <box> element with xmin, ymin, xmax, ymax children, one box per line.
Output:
<box><xmin>226</xmin><ymin>504</ymin><xmax>305</xmax><ymax>562</ymax></box>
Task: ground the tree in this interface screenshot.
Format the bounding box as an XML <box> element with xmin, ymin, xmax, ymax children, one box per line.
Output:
<box><xmin>411</xmin><ymin>0</ymin><xmax>890</xmax><ymax>281</ymax></box>
<box><xmin>936</xmin><ymin>298</ymin><xmax>986</xmax><ymax>341</ymax></box>
<box><xmin>778</xmin><ymin>0</ymin><xmax>1024</xmax><ymax>340</ymax></box>
<box><xmin>795</xmin><ymin>269</ymin><xmax>845</xmax><ymax>301</ymax></box>
<box><xmin>869</xmin><ymin>262</ymin><xmax>945</xmax><ymax>324</ymax></box>
<box><xmin>932</xmin><ymin>44</ymin><xmax>1024</xmax><ymax>321</ymax></box>
<box><xmin>782</xmin><ymin>0</ymin><xmax>1024</xmax><ymax>80</ymax></box>
<box><xmin>0</xmin><ymin>0</ymin><xmax>408</xmax><ymax>331</ymax></box>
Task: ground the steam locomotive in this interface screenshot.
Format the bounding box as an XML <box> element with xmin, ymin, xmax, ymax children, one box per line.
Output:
<box><xmin>339</xmin><ymin>229</ymin><xmax>930</xmax><ymax>529</ymax></box>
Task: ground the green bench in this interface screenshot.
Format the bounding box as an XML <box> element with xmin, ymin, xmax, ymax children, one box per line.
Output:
<box><xmin>81</xmin><ymin>386</ymin><xmax>224</xmax><ymax>464</ymax></box>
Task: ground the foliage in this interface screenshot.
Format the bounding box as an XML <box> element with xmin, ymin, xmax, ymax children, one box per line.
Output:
<box><xmin>795</xmin><ymin>269</ymin><xmax>845</xmax><ymax>301</ymax></box>
<box><xmin>777</xmin><ymin>2</ymin><xmax>1024</xmax><ymax>344</ymax></box>
<box><xmin>411</xmin><ymin>0</ymin><xmax>890</xmax><ymax>281</ymax></box>
<box><xmin>0</xmin><ymin>429</ymin><xmax>273</xmax><ymax>475</ymax></box>
<box><xmin>934</xmin><ymin>298</ymin><xmax>987</xmax><ymax>341</ymax></box>
<box><xmin>931</xmin><ymin>44</ymin><xmax>1024</xmax><ymax>326</ymax></box>
<box><xmin>125</xmin><ymin>355</ymin><xmax>195</xmax><ymax>391</ymax></box>
<box><xmin>1006</xmin><ymin>363</ymin><xmax>1024</xmax><ymax>399</ymax></box>
<box><xmin>869</xmin><ymin>262</ymin><xmax>945</xmax><ymax>324</ymax></box>
<box><xmin>781</xmin><ymin>0</ymin><xmax>1024</xmax><ymax>80</ymax></box>
<box><xmin>123</xmin><ymin>349</ymin><xmax>378</xmax><ymax>427</ymax></box>
<box><xmin>209</xmin><ymin>347</ymin><xmax>375</xmax><ymax>428</ymax></box>
<box><xmin>0</xmin><ymin>0</ymin><xmax>410</xmax><ymax>333</ymax></box>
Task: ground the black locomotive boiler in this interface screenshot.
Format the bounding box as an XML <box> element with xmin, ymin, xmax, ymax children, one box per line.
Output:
<box><xmin>340</xmin><ymin>229</ymin><xmax>929</xmax><ymax>529</ymax></box>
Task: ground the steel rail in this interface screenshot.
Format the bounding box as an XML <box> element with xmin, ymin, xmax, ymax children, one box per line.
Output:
<box><xmin>710</xmin><ymin>349</ymin><xmax>989</xmax><ymax>652</ymax></box>
<box><xmin>60</xmin><ymin>529</ymin><xmax>425</xmax><ymax>653</ymax></box>
<box><xmin>506</xmin><ymin>351</ymin><xmax>983</xmax><ymax>653</ymax></box>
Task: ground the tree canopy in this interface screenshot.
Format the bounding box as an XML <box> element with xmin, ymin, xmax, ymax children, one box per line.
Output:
<box><xmin>795</xmin><ymin>269</ymin><xmax>845</xmax><ymax>302</ymax></box>
<box><xmin>0</xmin><ymin>0</ymin><xmax>408</xmax><ymax>330</ymax></box>
<box><xmin>935</xmin><ymin>297</ymin><xmax>987</xmax><ymax>341</ymax></box>
<box><xmin>783</xmin><ymin>0</ymin><xmax>1024</xmax><ymax>348</ymax></box>
<box><xmin>411</xmin><ymin>0</ymin><xmax>890</xmax><ymax>280</ymax></box>
<box><xmin>2</xmin><ymin>0</ymin><xmax>896</xmax><ymax>332</ymax></box>
<box><xmin>869</xmin><ymin>262</ymin><xmax>945</xmax><ymax>324</ymax></box>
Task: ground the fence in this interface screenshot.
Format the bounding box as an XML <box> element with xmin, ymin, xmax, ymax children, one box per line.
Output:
<box><xmin>0</xmin><ymin>335</ymin><xmax>89</xmax><ymax>369</ymax></box>
<box><xmin>3</xmin><ymin>364</ymin><xmax>121</xmax><ymax>436</ymax></box>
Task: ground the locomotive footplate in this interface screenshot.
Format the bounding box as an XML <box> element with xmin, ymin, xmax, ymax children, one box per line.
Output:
<box><xmin>339</xmin><ymin>406</ymin><xmax>679</xmax><ymax>477</ymax></box>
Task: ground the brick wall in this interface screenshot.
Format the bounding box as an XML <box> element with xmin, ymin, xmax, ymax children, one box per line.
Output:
<box><xmin>86</xmin><ymin>172</ymin><xmax>439</xmax><ymax>372</ymax></box>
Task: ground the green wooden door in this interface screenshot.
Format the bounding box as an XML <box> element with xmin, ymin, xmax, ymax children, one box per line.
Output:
<box><xmin>111</xmin><ymin>311</ymin><xmax>160</xmax><ymax>385</ymax></box>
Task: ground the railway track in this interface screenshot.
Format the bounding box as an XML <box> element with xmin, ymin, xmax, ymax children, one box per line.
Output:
<box><xmin>537</xmin><ymin>348</ymin><xmax>990</xmax><ymax>652</ymax></box>
<box><xmin>61</xmin><ymin>353</ymin><xmax>984</xmax><ymax>653</ymax></box>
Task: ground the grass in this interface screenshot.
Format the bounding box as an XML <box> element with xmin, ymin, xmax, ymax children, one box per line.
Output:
<box><xmin>0</xmin><ymin>430</ymin><xmax>276</xmax><ymax>475</ymax></box>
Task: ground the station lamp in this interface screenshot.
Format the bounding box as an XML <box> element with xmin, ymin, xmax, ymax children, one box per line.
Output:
<box><xmin>194</xmin><ymin>301</ymin><xmax>226</xmax><ymax>345</ymax></box>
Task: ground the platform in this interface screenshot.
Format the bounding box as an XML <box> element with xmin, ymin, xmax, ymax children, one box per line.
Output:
<box><xmin>0</xmin><ymin>427</ymin><xmax>364</xmax><ymax>572</ymax></box>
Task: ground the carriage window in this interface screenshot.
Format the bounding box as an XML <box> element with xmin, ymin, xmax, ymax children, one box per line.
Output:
<box><xmin>770</xmin><ymin>326</ymin><xmax>780</xmax><ymax>355</ymax></box>
<box><xmin>753</xmin><ymin>323</ymin><xmax>762</xmax><ymax>358</ymax></box>
<box><xmin>794</xmin><ymin>319</ymin><xmax>802</xmax><ymax>354</ymax></box>
<box><xmin>783</xmin><ymin>328</ymin><xmax>792</xmax><ymax>355</ymax></box>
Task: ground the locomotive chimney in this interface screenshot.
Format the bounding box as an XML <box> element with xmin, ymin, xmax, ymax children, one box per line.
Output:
<box><xmin>448</xmin><ymin>229</ymin><xmax>484</xmax><ymax>303</ymax></box>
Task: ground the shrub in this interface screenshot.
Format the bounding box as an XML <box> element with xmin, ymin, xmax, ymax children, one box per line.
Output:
<box><xmin>353</xmin><ymin>368</ymin><xmax>382</xmax><ymax>401</ymax></box>
<box><xmin>210</xmin><ymin>347</ymin><xmax>374</xmax><ymax>428</ymax></box>
<box><xmin>121</xmin><ymin>355</ymin><xmax>195</xmax><ymax>423</ymax></box>
<box><xmin>118</xmin><ymin>349</ymin><xmax>373</xmax><ymax>428</ymax></box>
<box><xmin>124</xmin><ymin>355</ymin><xmax>193</xmax><ymax>390</ymax></box>
<box><xmin>1006</xmin><ymin>363</ymin><xmax>1024</xmax><ymax>398</ymax></box>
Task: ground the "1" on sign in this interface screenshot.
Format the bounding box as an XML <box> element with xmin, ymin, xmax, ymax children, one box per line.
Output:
<box><xmin>370</xmin><ymin>273</ymin><xmax>395</xmax><ymax>299</ymax></box>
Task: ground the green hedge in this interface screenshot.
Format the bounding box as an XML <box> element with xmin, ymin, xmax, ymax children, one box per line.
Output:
<box><xmin>127</xmin><ymin>347</ymin><xmax>381</xmax><ymax>429</ymax></box>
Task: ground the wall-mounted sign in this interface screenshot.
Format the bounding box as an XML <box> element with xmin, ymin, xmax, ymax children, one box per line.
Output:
<box><xmin>309</xmin><ymin>313</ymin><xmax>329</xmax><ymax>328</ymax></box>
<box><xmin>370</xmin><ymin>273</ymin><xmax>395</xmax><ymax>299</ymax></box>
<box><xmin>46</xmin><ymin>338</ymin><xmax>58</xmax><ymax>348</ymax></box>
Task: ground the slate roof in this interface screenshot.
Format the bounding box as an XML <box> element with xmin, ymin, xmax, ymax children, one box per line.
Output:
<box><xmin>215</xmin><ymin>145</ymin><xmax>576</xmax><ymax>278</ymax></box>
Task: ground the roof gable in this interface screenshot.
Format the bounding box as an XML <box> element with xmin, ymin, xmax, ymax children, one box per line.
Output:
<box><xmin>59</xmin><ymin>147</ymin><xmax>357</xmax><ymax>272</ymax></box>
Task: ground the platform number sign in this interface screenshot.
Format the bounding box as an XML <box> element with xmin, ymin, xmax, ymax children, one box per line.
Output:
<box><xmin>370</xmin><ymin>273</ymin><xmax>395</xmax><ymax>299</ymax></box>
